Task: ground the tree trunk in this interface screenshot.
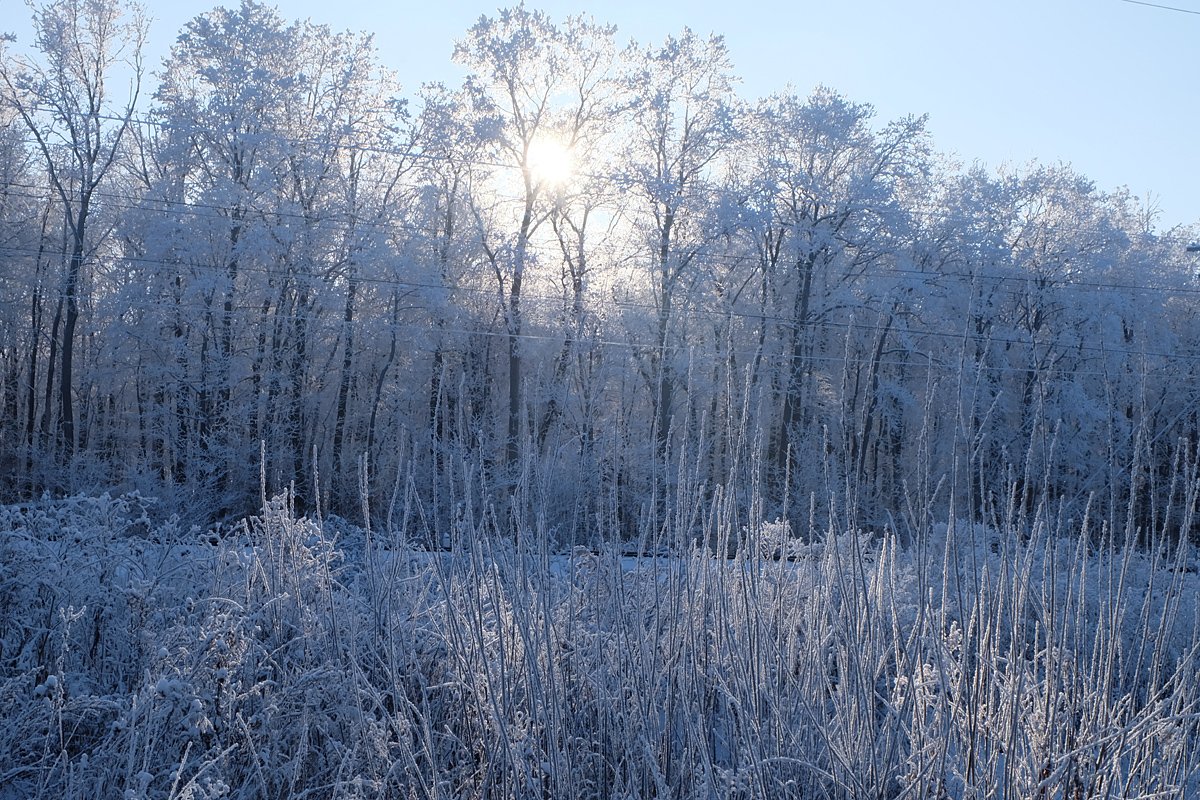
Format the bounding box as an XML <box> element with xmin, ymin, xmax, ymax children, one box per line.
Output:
<box><xmin>39</xmin><ymin>292</ymin><xmax>63</xmax><ymax>459</ymax></box>
<box><xmin>58</xmin><ymin>221</ymin><xmax>85</xmax><ymax>461</ymax></box>
<box><xmin>505</xmin><ymin>194</ymin><xmax>536</xmax><ymax>473</ymax></box>
<box><xmin>655</xmin><ymin>208</ymin><xmax>676</xmax><ymax>461</ymax></box>
<box><xmin>775</xmin><ymin>252</ymin><xmax>816</xmax><ymax>481</ymax></box>
<box><xmin>332</xmin><ymin>272</ymin><xmax>357</xmax><ymax>506</ymax></box>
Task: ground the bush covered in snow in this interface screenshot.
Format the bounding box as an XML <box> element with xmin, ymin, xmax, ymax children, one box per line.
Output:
<box><xmin>1</xmin><ymin>490</ymin><xmax>1198</xmax><ymax>799</ymax></box>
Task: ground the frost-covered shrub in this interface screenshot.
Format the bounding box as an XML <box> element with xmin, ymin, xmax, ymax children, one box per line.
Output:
<box><xmin>2</xmin><ymin>490</ymin><xmax>1199</xmax><ymax>799</ymax></box>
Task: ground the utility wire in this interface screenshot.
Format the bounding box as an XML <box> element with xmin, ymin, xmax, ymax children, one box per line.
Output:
<box><xmin>1119</xmin><ymin>0</ymin><xmax>1200</xmax><ymax>15</ymax></box>
<box><xmin>9</xmin><ymin>288</ymin><xmax>1189</xmax><ymax>382</ymax></box>
<box><xmin>2</xmin><ymin>240</ymin><xmax>1198</xmax><ymax>368</ymax></box>
<box><xmin>2</xmin><ymin>181</ymin><xmax>1198</xmax><ymax>299</ymax></box>
<box><xmin>9</xmin><ymin>108</ymin><xmax>1200</xmax><ymax>236</ymax></box>
<box><xmin>92</xmin><ymin>314</ymin><xmax>1193</xmax><ymax>381</ymax></box>
<box><xmin>2</xmin><ymin>212</ymin><xmax>1200</xmax><ymax>359</ymax></box>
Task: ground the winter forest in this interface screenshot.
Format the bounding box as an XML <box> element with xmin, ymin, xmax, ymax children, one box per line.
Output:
<box><xmin>3</xmin><ymin>0</ymin><xmax>1200</xmax><ymax>797</ymax></box>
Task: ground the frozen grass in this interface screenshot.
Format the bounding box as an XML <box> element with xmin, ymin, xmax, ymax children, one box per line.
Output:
<box><xmin>1</xmin><ymin>482</ymin><xmax>1198</xmax><ymax>799</ymax></box>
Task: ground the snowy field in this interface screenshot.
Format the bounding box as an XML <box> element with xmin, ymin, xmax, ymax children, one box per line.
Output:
<box><xmin>2</xmin><ymin>492</ymin><xmax>1198</xmax><ymax>799</ymax></box>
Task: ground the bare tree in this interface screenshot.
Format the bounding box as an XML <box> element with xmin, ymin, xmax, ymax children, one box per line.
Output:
<box><xmin>455</xmin><ymin>7</ymin><xmax>621</xmax><ymax>475</ymax></box>
<box><xmin>624</xmin><ymin>29</ymin><xmax>738</xmax><ymax>461</ymax></box>
<box><xmin>0</xmin><ymin>0</ymin><xmax>145</xmax><ymax>467</ymax></box>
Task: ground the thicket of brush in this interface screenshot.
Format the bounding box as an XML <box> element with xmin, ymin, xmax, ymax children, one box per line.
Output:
<box><xmin>2</xmin><ymin>434</ymin><xmax>1199</xmax><ymax>800</ymax></box>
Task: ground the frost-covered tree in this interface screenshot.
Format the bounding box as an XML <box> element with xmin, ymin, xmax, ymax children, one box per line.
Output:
<box><xmin>739</xmin><ymin>89</ymin><xmax>929</xmax><ymax>514</ymax></box>
<box><xmin>409</xmin><ymin>79</ymin><xmax>498</xmax><ymax>502</ymax></box>
<box><xmin>622</xmin><ymin>29</ymin><xmax>739</xmax><ymax>464</ymax></box>
<box><xmin>454</xmin><ymin>7</ymin><xmax>622</xmax><ymax>476</ymax></box>
<box><xmin>130</xmin><ymin>0</ymin><xmax>408</xmax><ymax>514</ymax></box>
<box><xmin>0</xmin><ymin>99</ymin><xmax>50</xmax><ymax>497</ymax></box>
<box><xmin>0</xmin><ymin>0</ymin><xmax>146</xmax><ymax>477</ymax></box>
<box><xmin>143</xmin><ymin>0</ymin><xmax>306</xmax><ymax>508</ymax></box>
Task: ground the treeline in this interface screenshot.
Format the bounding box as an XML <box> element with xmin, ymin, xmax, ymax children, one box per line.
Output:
<box><xmin>1</xmin><ymin>0</ymin><xmax>1198</xmax><ymax>541</ymax></box>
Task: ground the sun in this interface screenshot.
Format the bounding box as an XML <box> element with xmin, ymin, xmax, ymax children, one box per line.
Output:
<box><xmin>526</xmin><ymin>135</ymin><xmax>575</xmax><ymax>190</ymax></box>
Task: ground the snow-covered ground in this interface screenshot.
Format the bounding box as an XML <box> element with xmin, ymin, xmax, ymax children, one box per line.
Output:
<box><xmin>2</xmin><ymin>492</ymin><xmax>1198</xmax><ymax>798</ymax></box>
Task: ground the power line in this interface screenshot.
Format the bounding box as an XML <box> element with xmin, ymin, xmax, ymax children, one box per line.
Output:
<box><xmin>2</xmin><ymin>239</ymin><xmax>1199</xmax><ymax>368</ymax></box>
<box><xmin>6</xmin><ymin>290</ymin><xmax>1186</xmax><ymax>382</ymax></box>
<box><xmin>3</xmin><ymin>181</ymin><xmax>1199</xmax><ymax>301</ymax></box>
<box><xmin>7</xmin><ymin>104</ymin><xmax>1200</xmax><ymax>264</ymax></box>
<box><xmin>3</xmin><ymin>187</ymin><xmax>1200</xmax><ymax>354</ymax></box>
<box><xmin>13</xmin><ymin>105</ymin><xmax>597</xmax><ymax>181</ymax></box>
<box><xmin>9</xmin><ymin>108</ymin><xmax>1200</xmax><ymax>242</ymax></box>
<box><xmin>1119</xmin><ymin>0</ymin><xmax>1200</xmax><ymax>15</ymax></box>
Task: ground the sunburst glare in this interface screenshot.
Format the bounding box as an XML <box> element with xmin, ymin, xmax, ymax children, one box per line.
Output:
<box><xmin>526</xmin><ymin>135</ymin><xmax>575</xmax><ymax>189</ymax></box>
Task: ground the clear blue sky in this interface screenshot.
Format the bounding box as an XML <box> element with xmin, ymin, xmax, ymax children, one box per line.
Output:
<box><xmin>9</xmin><ymin>0</ymin><xmax>1200</xmax><ymax>227</ymax></box>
